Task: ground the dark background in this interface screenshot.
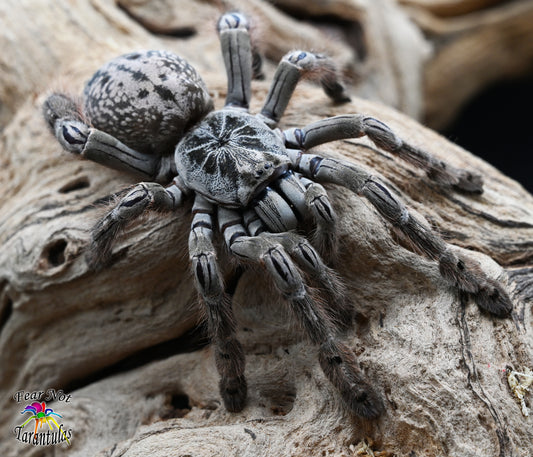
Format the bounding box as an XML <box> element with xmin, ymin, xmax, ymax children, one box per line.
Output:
<box><xmin>443</xmin><ymin>77</ymin><xmax>533</xmax><ymax>194</ymax></box>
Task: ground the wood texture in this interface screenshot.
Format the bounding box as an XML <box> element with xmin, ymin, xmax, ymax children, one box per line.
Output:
<box><xmin>0</xmin><ymin>1</ymin><xmax>532</xmax><ymax>456</ymax></box>
<box><xmin>264</xmin><ymin>0</ymin><xmax>533</xmax><ymax>128</ymax></box>
<box><xmin>404</xmin><ymin>0</ymin><xmax>533</xmax><ymax>129</ymax></box>
<box><xmin>399</xmin><ymin>0</ymin><xmax>507</xmax><ymax>17</ymax></box>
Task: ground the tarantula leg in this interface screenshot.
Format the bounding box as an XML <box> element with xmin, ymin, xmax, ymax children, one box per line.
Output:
<box><xmin>284</xmin><ymin>115</ymin><xmax>483</xmax><ymax>193</ymax></box>
<box><xmin>223</xmin><ymin>222</ymin><xmax>382</xmax><ymax>418</ymax></box>
<box><xmin>217</xmin><ymin>12</ymin><xmax>253</xmax><ymax>109</ymax></box>
<box><xmin>267</xmin><ymin>231</ymin><xmax>352</xmax><ymax>326</ymax></box>
<box><xmin>227</xmin><ymin>208</ymin><xmax>346</xmax><ymax>319</ymax></box>
<box><xmin>298</xmin><ymin>176</ymin><xmax>338</xmax><ymax>260</ymax></box>
<box><xmin>258</xmin><ymin>51</ymin><xmax>350</xmax><ymax>127</ymax></box>
<box><xmin>190</xmin><ymin>197</ymin><xmax>247</xmax><ymax>412</ymax></box>
<box><xmin>43</xmin><ymin>93</ymin><xmax>164</xmax><ymax>181</ymax></box>
<box><xmin>294</xmin><ymin>153</ymin><xmax>513</xmax><ymax>317</ymax></box>
<box><xmin>253</xmin><ymin>171</ymin><xmax>338</xmax><ymax>259</ymax></box>
<box><xmin>242</xmin><ymin>209</ymin><xmax>265</xmax><ymax>237</ymax></box>
<box><xmin>251</xmin><ymin>46</ymin><xmax>265</xmax><ymax>80</ymax></box>
<box><xmin>87</xmin><ymin>180</ymin><xmax>184</xmax><ymax>269</ymax></box>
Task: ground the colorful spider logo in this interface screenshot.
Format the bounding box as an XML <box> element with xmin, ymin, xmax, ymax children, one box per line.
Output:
<box><xmin>19</xmin><ymin>401</ymin><xmax>71</xmax><ymax>445</ymax></box>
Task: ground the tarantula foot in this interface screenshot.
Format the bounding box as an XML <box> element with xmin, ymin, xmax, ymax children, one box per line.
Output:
<box><xmin>427</xmin><ymin>162</ymin><xmax>484</xmax><ymax>194</ymax></box>
<box><xmin>454</xmin><ymin>169</ymin><xmax>484</xmax><ymax>194</ymax></box>
<box><xmin>220</xmin><ymin>375</ymin><xmax>247</xmax><ymax>412</ymax></box>
<box><xmin>439</xmin><ymin>252</ymin><xmax>513</xmax><ymax>317</ymax></box>
<box><xmin>318</xmin><ymin>340</ymin><xmax>384</xmax><ymax>418</ymax></box>
<box><xmin>472</xmin><ymin>281</ymin><xmax>513</xmax><ymax>317</ymax></box>
<box><xmin>342</xmin><ymin>385</ymin><xmax>384</xmax><ymax>419</ymax></box>
<box><xmin>85</xmin><ymin>218</ymin><xmax>121</xmax><ymax>270</ymax></box>
<box><xmin>322</xmin><ymin>79</ymin><xmax>351</xmax><ymax>104</ymax></box>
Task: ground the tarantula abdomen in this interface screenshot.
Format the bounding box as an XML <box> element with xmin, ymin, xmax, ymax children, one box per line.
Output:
<box><xmin>83</xmin><ymin>50</ymin><xmax>214</xmax><ymax>155</ymax></box>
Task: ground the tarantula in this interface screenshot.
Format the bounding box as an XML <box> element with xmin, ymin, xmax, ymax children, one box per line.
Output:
<box><xmin>42</xmin><ymin>12</ymin><xmax>512</xmax><ymax>419</ymax></box>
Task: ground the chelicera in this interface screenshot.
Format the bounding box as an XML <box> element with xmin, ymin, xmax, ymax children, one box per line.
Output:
<box><xmin>42</xmin><ymin>12</ymin><xmax>512</xmax><ymax>418</ymax></box>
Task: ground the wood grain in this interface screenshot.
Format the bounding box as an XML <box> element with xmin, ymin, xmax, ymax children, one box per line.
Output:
<box><xmin>0</xmin><ymin>1</ymin><xmax>532</xmax><ymax>456</ymax></box>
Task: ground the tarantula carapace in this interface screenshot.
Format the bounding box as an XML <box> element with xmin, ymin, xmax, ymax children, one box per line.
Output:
<box><xmin>42</xmin><ymin>12</ymin><xmax>512</xmax><ymax>419</ymax></box>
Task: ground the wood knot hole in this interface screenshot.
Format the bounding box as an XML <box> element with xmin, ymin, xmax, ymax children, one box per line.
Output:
<box><xmin>43</xmin><ymin>239</ymin><xmax>68</xmax><ymax>267</ymax></box>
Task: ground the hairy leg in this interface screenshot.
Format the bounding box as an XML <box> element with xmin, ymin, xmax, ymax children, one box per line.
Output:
<box><xmin>42</xmin><ymin>93</ymin><xmax>173</xmax><ymax>182</ymax></box>
<box><xmin>258</xmin><ymin>51</ymin><xmax>350</xmax><ymax>127</ymax></box>
<box><xmin>293</xmin><ymin>151</ymin><xmax>513</xmax><ymax>317</ymax></box>
<box><xmin>190</xmin><ymin>197</ymin><xmax>247</xmax><ymax>412</ymax></box>
<box><xmin>220</xmin><ymin>212</ymin><xmax>382</xmax><ymax>418</ymax></box>
<box><xmin>284</xmin><ymin>115</ymin><xmax>483</xmax><ymax>193</ymax></box>
<box><xmin>88</xmin><ymin>180</ymin><xmax>184</xmax><ymax>268</ymax></box>
<box><xmin>267</xmin><ymin>231</ymin><xmax>353</xmax><ymax>327</ymax></box>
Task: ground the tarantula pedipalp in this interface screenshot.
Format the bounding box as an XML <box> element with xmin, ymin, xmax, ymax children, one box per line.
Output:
<box><xmin>42</xmin><ymin>12</ymin><xmax>512</xmax><ymax>419</ymax></box>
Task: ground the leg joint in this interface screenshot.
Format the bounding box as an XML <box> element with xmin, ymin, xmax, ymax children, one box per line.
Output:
<box><xmin>363</xmin><ymin>116</ymin><xmax>402</xmax><ymax>151</ymax></box>
<box><xmin>362</xmin><ymin>179</ymin><xmax>409</xmax><ymax>225</ymax></box>
<box><xmin>283</xmin><ymin>127</ymin><xmax>306</xmax><ymax>149</ymax></box>
<box><xmin>57</xmin><ymin>120</ymin><xmax>89</xmax><ymax>154</ymax></box>
<box><xmin>264</xmin><ymin>247</ymin><xmax>306</xmax><ymax>299</ymax></box>
<box><xmin>217</xmin><ymin>12</ymin><xmax>249</xmax><ymax>32</ymax></box>
<box><xmin>284</xmin><ymin>50</ymin><xmax>317</xmax><ymax>68</ymax></box>
<box><xmin>192</xmin><ymin>252</ymin><xmax>223</xmax><ymax>297</ymax></box>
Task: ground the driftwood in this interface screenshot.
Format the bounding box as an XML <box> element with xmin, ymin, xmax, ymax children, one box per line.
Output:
<box><xmin>2</xmin><ymin>0</ymin><xmax>533</xmax><ymax>129</ymax></box>
<box><xmin>227</xmin><ymin>0</ymin><xmax>533</xmax><ymax>129</ymax></box>
<box><xmin>401</xmin><ymin>0</ymin><xmax>533</xmax><ymax>129</ymax></box>
<box><xmin>1</xmin><ymin>1</ymin><xmax>532</xmax><ymax>456</ymax></box>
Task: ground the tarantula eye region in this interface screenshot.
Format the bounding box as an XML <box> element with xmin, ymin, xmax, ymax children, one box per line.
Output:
<box><xmin>250</xmin><ymin>164</ymin><xmax>290</xmax><ymax>202</ymax></box>
<box><xmin>254</xmin><ymin>162</ymin><xmax>273</xmax><ymax>177</ymax></box>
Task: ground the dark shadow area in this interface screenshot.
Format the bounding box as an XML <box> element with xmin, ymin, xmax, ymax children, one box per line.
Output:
<box><xmin>63</xmin><ymin>324</ymin><xmax>209</xmax><ymax>394</ymax></box>
<box><xmin>443</xmin><ymin>78</ymin><xmax>533</xmax><ymax>194</ymax></box>
<box><xmin>0</xmin><ymin>291</ymin><xmax>13</xmax><ymax>336</ymax></box>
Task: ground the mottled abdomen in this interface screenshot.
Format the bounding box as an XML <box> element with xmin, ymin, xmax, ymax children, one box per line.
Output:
<box><xmin>83</xmin><ymin>50</ymin><xmax>213</xmax><ymax>155</ymax></box>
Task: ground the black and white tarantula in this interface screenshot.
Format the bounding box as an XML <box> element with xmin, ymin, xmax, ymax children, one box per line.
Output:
<box><xmin>43</xmin><ymin>12</ymin><xmax>512</xmax><ymax>419</ymax></box>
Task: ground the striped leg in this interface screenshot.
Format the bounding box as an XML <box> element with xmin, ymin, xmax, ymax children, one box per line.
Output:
<box><xmin>221</xmin><ymin>207</ymin><xmax>346</xmax><ymax>314</ymax></box>
<box><xmin>217</xmin><ymin>13</ymin><xmax>253</xmax><ymax>109</ymax></box>
<box><xmin>219</xmin><ymin>209</ymin><xmax>382</xmax><ymax>418</ymax></box>
<box><xmin>258</xmin><ymin>51</ymin><xmax>350</xmax><ymax>127</ymax></box>
<box><xmin>88</xmin><ymin>179</ymin><xmax>184</xmax><ymax>268</ymax></box>
<box><xmin>43</xmin><ymin>93</ymin><xmax>164</xmax><ymax>181</ymax></box>
<box><xmin>284</xmin><ymin>115</ymin><xmax>483</xmax><ymax>193</ymax></box>
<box><xmin>190</xmin><ymin>197</ymin><xmax>246</xmax><ymax>412</ymax></box>
<box><xmin>293</xmin><ymin>152</ymin><xmax>513</xmax><ymax>317</ymax></box>
<box><xmin>299</xmin><ymin>176</ymin><xmax>338</xmax><ymax>261</ymax></box>
<box><xmin>251</xmin><ymin>171</ymin><xmax>338</xmax><ymax>261</ymax></box>
<box><xmin>269</xmin><ymin>231</ymin><xmax>352</xmax><ymax>327</ymax></box>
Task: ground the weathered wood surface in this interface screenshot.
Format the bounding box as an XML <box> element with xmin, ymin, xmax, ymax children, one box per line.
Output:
<box><xmin>249</xmin><ymin>0</ymin><xmax>533</xmax><ymax>129</ymax></box>
<box><xmin>402</xmin><ymin>0</ymin><xmax>533</xmax><ymax>129</ymax></box>
<box><xmin>0</xmin><ymin>1</ymin><xmax>532</xmax><ymax>456</ymax></box>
